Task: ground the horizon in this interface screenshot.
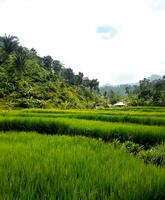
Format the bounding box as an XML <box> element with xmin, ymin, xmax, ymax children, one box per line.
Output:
<box><xmin>100</xmin><ymin>74</ymin><xmax>163</xmax><ymax>86</ymax></box>
<box><xmin>0</xmin><ymin>0</ymin><xmax>165</xmax><ymax>85</ymax></box>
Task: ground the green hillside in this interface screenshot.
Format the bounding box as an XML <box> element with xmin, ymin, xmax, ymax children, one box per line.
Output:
<box><xmin>0</xmin><ymin>35</ymin><xmax>102</xmax><ymax>109</ymax></box>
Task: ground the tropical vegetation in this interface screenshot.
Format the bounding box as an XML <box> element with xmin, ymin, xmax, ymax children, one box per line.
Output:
<box><xmin>0</xmin><ymin>35</ymin><xmax>101</xmax><ymax>109</ymax></box>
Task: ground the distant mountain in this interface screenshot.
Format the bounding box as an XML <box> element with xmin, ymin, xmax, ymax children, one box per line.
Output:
<box><xmin>147</xmin><ymin>74</ymin><xmax>162</xmax><ymax>81</ymax></box>
<box><xmin>100</xmin><ymin>74</ymin><xmax>162</xmax><ymax>97</ymax></box>
<box><xmin>100</xmin><ymin>84</ymin><xmax>134</xmax><ymax>97</ymax></box>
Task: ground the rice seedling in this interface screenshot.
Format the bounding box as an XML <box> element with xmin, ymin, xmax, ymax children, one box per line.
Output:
<box><xmin>0</xmin><ymin>132</ymin><xmax>165</xmax><ymax>200</ymax></box>
<box><xmin>0</xmin><ymin>109</ymin><xmax>165</xmax><ymax>126</ymax></box>
<box><xmin>0</xmin><ymin>116</ymin><xmax>164</xmax><ymax>144</ymax></box>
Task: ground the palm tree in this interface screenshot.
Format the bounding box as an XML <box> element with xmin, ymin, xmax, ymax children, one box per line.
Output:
<box><xmin>14</xmin><ymin>47</ymin><xmax>27</xmax><ymax>70</ymax></box>
<box><xmin>0</xmin><ymin>34</ymin><xmax>19</xmax><ymax>65</ymax></box>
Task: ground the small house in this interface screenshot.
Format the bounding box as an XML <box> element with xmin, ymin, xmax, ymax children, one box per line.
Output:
<box><xmin>113</xmin><ymin>102</ymin><xmax>126</xmax><ymax>107</ymax></box>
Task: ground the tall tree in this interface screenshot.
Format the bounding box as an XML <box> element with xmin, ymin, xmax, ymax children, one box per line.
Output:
<box><xmin>14</xmin><ymin>47</ymin><xmax>27</xmax><ymax>70</ymax></box>
<box><xmin>125</xmin><ymin>85</ymin><xmax>131</xmax><ymax>96</ymax></box>
<box><xmin>52</xmin><ymin>60</ymin><xmax>63</xmax><ymax>76</ymax></box>
<box><xmin>152</xmin><ymin>77</ymin><xmax>165</xmax><ymax>105</ymax></box>
<box><xmin>75</xmin><ymin>72</ymin><xmax>84</xmax><ymax>85</ymax></box>
<box><xmin>138</xmin><ymin>78</ymin><xmax>152</xmax><ymax>104</ymax></box>
<box><xmin>42</xmin><ymin>55</ymin><xmax>53</xmax><ymax>69</ymax></box>
<box><xmin>89</xmin><ymin>79</ymin><xmax>99</xmax><ymax>92</ymax></box>
<box><xmin>62</xmin><ymin>68</ymin><xmax>75</xmax><ymax>84</ymax></box>
<box><xmin>107</xmin><ymin>90</ymin><xmax>120</xmax><ymax>104</ymax></box>
<box><xmin>0</xmin><ymin>34</ymin><xmax>19</xmax><ymax>65</ymax></box>
<box><xmin>83</xmin><ymin>77</ymin><xmax>90</xmax><ymax>88</ymax></box>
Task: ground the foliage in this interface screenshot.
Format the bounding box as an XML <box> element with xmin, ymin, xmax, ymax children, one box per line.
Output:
<box><xmin>122</xmin><ymin>141</ymin><xmax>142</xmax><ymax>154</ymax></box>
<box><xmin>14</xmin><ymin>46</ymin><xmax>27</xmax><ymax>70</ymax></box>
<box><xmin>0</xmin><ymin>34</ymin><xmax>19</xmax><ymax>65</ymax></box>
<box><xmin>0</xmin><ymin>34</ymin><xmax>101</xmax><ymax>108</ymax></box>
<box><xmin>100</xmin><ymin>76</ymin><xmax>165</xmax><ymax>107</ymax></box>
<box><xmin>138</xmin><ymin>143</ymin><xmax>165</xmax><ymax>167</ymax></box>
<box><xmin>126</xmin><ymin>77</ymin><xmax>165</xmax><ymax>106</ymax></box>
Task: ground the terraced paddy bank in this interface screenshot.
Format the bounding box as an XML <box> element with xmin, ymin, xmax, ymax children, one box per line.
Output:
<box><xmin>1</xmin><ymin>111</ymin><xmax>165</xmax><ymax>126</ymax></box>
<box><xmin>0</xmin><ymin>116</ymin><xmax>165</xmax><ymax>144</ymax></box>
<box><xmin>1</xmin><ymin>108</ymin><xmax>165</xmax><ymax>126</ymax></box>
<box><xmin>2</xmin><ymin>107</ymin><xmax>165</xmax><ymax>116</ymax></box>
<box><xmin>0</xmin><ymin>132</ymin><xmax>165</xmax><ymax>200</ymax></box>
<box><xmin>0</xmin><ymin>107</ymin><xmax>165</xmax><ymax>199</ymax></box>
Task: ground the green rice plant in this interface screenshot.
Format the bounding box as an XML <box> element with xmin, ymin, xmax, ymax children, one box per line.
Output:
<box><xmin>22</xmin><ymin>108</ymin><xmax>165</xmax><ymax>117</ymax></box>
<box><xmin>53</xmin><ymin>113</ymin><xmax>165</xmax><ymax>126</ymax></box>
<box><xmin>0</xmin><ymin>117</ymin><xmax>165</xmax><ymax>144</ymax></box>
<box><xmin>0</xmin><ymin>132</ymin><xmax>165</xmax><ymax>200</ymax></box>
<box><xmin>0</xmin><ymin>110</ymin><xmax>165</xmax><ymax>126</ymax></box>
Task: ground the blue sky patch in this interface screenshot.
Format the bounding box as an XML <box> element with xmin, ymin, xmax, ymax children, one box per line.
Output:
<box><xmin>96</xmin><ymin>26</ymin><xmax>118</xmax><ymax>39</ymax></box>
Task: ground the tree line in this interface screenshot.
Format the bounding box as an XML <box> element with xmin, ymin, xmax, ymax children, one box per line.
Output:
<box><xmin>0</xmin><ymin>34</ymin><xmax>99</xmax><ymax>92</ymax></box>
<box><xmin>126</xmin><ymin>77</ymin><xmax>165</xmax><ymax>106</ymax></box>
<box><xmin>101</xmin><ymin>77</ymin><xmax>165</xmax><ymax>106</ymax></box>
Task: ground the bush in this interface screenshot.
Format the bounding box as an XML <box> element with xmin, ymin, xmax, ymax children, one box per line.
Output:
<box><xmin>16</xmin><ymin>98</ymin><xmax>44</xmax><ymax>108</ymax></box>
<box><xmin>138</xmin><ymin>144</ymin><xmax>165</xmax><ymax>167</ymax></box>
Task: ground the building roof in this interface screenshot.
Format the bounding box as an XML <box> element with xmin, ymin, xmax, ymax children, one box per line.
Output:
<box><xmin>113</xmin><ymin>102</ymin><xmax>126</xmax><ymax>106</ymax></box>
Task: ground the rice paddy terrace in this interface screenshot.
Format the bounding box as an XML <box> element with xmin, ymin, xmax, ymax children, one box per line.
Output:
<box><xmin>0</xmin><ymin>107</ymin><xmax>165</xmax><ymax>200</ymax></box>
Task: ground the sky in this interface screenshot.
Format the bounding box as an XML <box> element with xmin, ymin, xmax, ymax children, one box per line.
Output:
<box><xmin>0</xmin><ymin>0</ymin><xmax>165</xmax><ymax>85</ymax></box>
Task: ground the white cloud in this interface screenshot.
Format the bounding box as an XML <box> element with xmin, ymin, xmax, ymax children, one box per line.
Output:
<box><xmin>0</xmin><ymin>0</ymin><xmax>165</xmax><ymax>85</ymax></box>
<box><xmin>145</xmin><ymin>0</ymin><xmax>165</xmax><ymax>11</ymax></box>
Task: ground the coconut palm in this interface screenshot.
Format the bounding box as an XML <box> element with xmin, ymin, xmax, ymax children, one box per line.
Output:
<box><xmin>0</xmin><ymin>34</ymin><xmax>19</xmax><ymax>65</ymax></box>
<box><xmin>14</xmin><ymin>47</ymin><xmax>27</xmax><ymax>70</ymax></box>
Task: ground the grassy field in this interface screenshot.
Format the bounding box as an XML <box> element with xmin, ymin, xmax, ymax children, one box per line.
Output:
<box><xmin>0</xmin><ymin>107</ymin><xmax>165</xmax><ymax>199</ymax></box>
<box><xmin>0</xmin><ymin>132</ymin><xmax>165</xmax><ymax>200</ymax></box>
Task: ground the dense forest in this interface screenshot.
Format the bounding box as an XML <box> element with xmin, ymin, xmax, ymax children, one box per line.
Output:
<box><xmin>126</xmin><ymin>77</ymin><xmax>165</xmax><ymax>106</ymax></box>
<box><xmin>0</xmin><ymin>35</ymin><xmax>103</xmax><ymax>109</ymax></box>
<box><xmin>101</xmin><ymin>76</ymin><xmax>165</xmax><ymax>106</ymax></box>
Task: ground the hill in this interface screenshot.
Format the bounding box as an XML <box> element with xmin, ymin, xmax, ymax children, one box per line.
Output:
<box><xmin>100</xmin><ymin>84</ymin><xmax>132</xmax><ymax>97</ymax></box>
<box><xmin>100</xmin><ymin>74</ymin><xmax>163</xmax><ymax>97</ymax></box>
<box><xmin>0</xmin><ymin>35</ymin><xmax>102</xmax><ymax>109</ymax></box>
<box><xmin>100</xmin><ymin>74</ymin><xmax>165</xmax><ymax>106</ymax></box>
<box><xmin>148</xmin><ymin>74</ymin><xmax>162</xmax><ymax>81</ymax></box>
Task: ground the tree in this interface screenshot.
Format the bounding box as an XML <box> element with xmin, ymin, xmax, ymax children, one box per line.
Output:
<box><xmin>52</xmin><ymin>60</ymin><xmax>63</xmax><ymax>76</ymax></box>
<box><xmin>152</xmin><ymin>78</ymin><xmax>165</xmax><ymax>105</ymax></box>
<box><xmin>125</xmin><ymin>85</ymin><xmax>131</xmax><ymax>96</ymax></box>
<box><xmin>62</xmin><ymin>68</ymin><xmax>75</xmax><ymax>84</ymax></box>
<box><xmin>83</xmin><ymin>77</ymin><xmax>90</xmax><ymax>88</ymax></box>
<box><xmin>107</xmin><ymin>90</ymin><xmax>120</xmax><ymax>104</ymax></box>
<box><xmin>138</xmin><ymin>78</ymin><xmax>152</xmax><ymax>104</ymax></box>
<box><xmin>42</xmin><ymin>55</ymin><xmax>53</xmax><ymax>68</ymax></box>
<box><xmin>89</xmin><ymin>79</ymin><xmax>99</xmax><ymax>92</ymax></box>
<box><xmin>30</xmin><ymin>48</ymin><xmax>38</xmax><ymax>56</ymax></box>
<box><xmin>75</xmin><ymin>72</ymin><xmax>84</xmax><ymax>85</ymax></box>
<box><xmin>0</xmin><ymin>34</ymin><xmax>19</xmax><ymax>65</ymax></box>
<box><xmin>103</xmin><ymin>91</ymin><xmax>107</xmax><ymax>98</ymax></box>
<box><xmin>14</xmin><ymin>47</ymin><xmax>27</xmax><ymax>70</ymax></box>
<box><xmin>127</xmin><ymin>77</ymin><xmax>165</xmax><ymax>106</ymax></box>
